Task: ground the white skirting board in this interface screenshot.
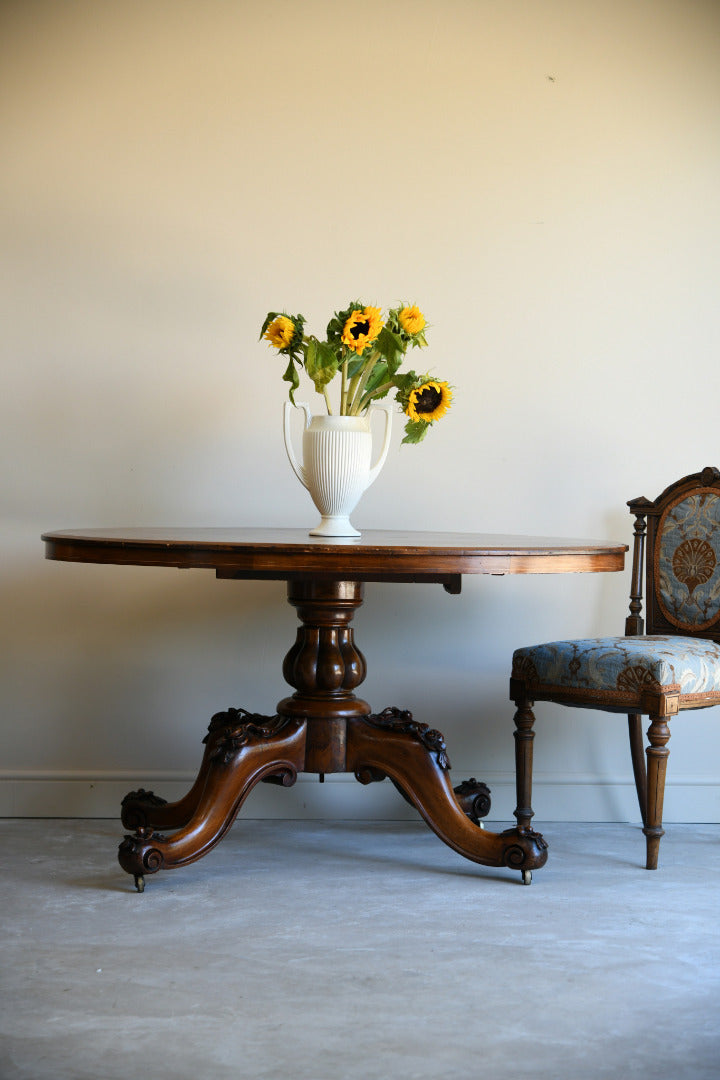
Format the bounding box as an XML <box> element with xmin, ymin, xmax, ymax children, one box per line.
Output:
<box><xmin>0</xmin><ymin>772</ymin><xmax>718</xmax><ymax>822</ymax></box>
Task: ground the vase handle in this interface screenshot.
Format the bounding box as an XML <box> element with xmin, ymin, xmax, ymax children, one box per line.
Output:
<box><xmin>283</xmin><ymin>400</ymin><xmax>312</xmax><ymax>489</ymax></box>
<box><xmin>367</xmin><ymin>405</ymin><xmax>393</xmax><ymax>487</ymax></box>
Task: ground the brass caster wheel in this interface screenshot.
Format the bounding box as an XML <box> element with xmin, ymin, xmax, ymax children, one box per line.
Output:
<box><xmin>134</xmin><ymin>875</ymin><xmax>145</xmax><ymax>893</ymax></box>
<box><xmin>521</xmin><ymin>869</ymin><xmax>532</xmax><ymax>886</ymax></box>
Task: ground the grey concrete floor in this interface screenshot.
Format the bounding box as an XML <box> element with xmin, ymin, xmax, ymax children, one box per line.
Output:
<box><xmin>1</xmin><ymin>818</ymin><xmax>719</xmax><ymax>1080</ymax></box>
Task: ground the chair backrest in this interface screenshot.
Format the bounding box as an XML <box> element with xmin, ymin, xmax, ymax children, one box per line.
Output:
<box><xmin>626</xmin><ymin>466</ymin><xmax>720</xmax><ymax>641</ymax></box>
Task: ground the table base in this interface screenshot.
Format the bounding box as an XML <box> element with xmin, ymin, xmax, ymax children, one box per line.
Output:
<box><xmin>118</xmin><ymin>706</ymin><xmax>547</xmax><ymax>890</ymax></box>
<box><xmin>117</xmin><ymin>579</ymin><xmax>548</xmax><ymax>889</ymax></box>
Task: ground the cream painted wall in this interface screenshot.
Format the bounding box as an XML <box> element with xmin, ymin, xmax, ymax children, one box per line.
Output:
<box><xmin>2</xmin><ymin>0</ymin><xmax>720</xmax><ymax>823</ymax></box>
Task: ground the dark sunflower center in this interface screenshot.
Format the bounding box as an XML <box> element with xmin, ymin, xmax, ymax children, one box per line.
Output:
<box><xmin>413</xmin><ymin>386</ymin><xmax>442</xmax><ymax>414</ymax></box>
<box><xmin>351</xmin><ymin>319</ymin><xmax>370</xmax><ymax>339</ymax></box>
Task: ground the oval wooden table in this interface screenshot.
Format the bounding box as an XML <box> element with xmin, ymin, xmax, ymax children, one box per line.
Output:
<box><xmin>42</xmin><ymin>528</ymin><xmax>627</xmax><ymax>889</ymax></box>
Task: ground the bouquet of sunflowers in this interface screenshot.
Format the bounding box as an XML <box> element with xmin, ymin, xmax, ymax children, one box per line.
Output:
<box><xmin>260</xmin><ymin>302</ymin><xmax>452</xmax><ymax>444</ymax></box>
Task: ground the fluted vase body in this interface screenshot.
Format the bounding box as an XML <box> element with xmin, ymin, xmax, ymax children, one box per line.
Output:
<box><xmin>283</xmin><ymin>403</ymin><xmax>392</xmax><ymax>537</ymax></box>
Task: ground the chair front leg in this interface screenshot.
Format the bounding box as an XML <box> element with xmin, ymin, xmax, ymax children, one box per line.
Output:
<box><xmin>643</xmin><ymin>714</ymin><xmax>671</xmax><ymax>870</ymax></box>
<box><xmin>512</xmin><ymin>691</ymin><xmax>537</xmax><ymax>833</ymax></box>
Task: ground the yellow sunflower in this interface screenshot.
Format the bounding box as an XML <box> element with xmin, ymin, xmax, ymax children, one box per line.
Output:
<box><xmin>341</xmin><ymin>306</ymin><xmax>383</xmax><ymax>354</ymax></box>
<box><xmin>263</xmin><ymin>315</ymin><xmax>296</xmax><ymax>351</ymax></box>
<box><xmin>406</xmin><ymin>380</ymin><xmax>453</xmax><ymax>423</ymax></box>
<box><xmin>398</xmin><ymin>305</ymin><xmax>426</xmax><ymax>336</ymax></box>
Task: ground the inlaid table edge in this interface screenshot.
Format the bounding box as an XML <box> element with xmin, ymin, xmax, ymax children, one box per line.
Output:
<box><xmin>42</xmin><ymin>529</ymin><xmax>628</xmax><ymax>582</ymax></box>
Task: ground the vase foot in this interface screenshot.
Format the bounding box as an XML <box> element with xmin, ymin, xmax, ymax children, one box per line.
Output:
<box><xmin>309</xmin><ymin>516</ymin><xmax>361</xmax><ymax>538</ymax></box>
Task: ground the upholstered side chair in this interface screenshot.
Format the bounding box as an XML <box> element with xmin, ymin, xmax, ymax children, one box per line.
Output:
<box><xmin>510</xmin><ymin>466</ymin><xmax>720</xmax><ymax>871</ymax></box>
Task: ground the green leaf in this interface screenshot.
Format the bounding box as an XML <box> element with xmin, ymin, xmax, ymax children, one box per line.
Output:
<box><xmin>401</xmin><ymin>418</ymin><xmax>430</xmax><ymax>444</ymax></box>
<box><xmin>305</xmin><ymin>339</ymin><xmax>338</xmax><ymax>392</ymax></box>
<box><xmin>393</xmin><ymin>369</ymin><xmax>420</xmax><ymax>393</ymax></box>
<box><xmin>346</xmin><ymin>355</ymin><xmax>367</xmax><ymax>379</ymax></box>
<box><xmin>363</xmin><ymin>360</ymin><xmax>390</xmax><ymax>396</ymax></box>
<box><xmin>282</xmin><ymin>356</ymin><xmax>300</xmax><ymax>404</ymax></box>
<box><xmin>375</xmin><ymin>326</ymin><xmax>405</xmax><ymax>373</ymax></box>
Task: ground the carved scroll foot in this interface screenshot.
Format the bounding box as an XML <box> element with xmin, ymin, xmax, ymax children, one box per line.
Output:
<box><xmin>453</xmin><ymin>778</ymin><xmax>492</xmax><ymax>824</ymax></box>
<box><xmin>117</xmin><ymin>710</ymin><xmax>306</xmax><ymax>889</ymax></box>
<box><xmin>118</xmin><ymin>826</ymin><xmax>167</xmax><ymax>884</ymax></box>
<box><xmin>121</xmin><ymin>789</ymin><xmax>170</xmax><ymax>831</ymax></box>
<box><xmin>349</xmin><ymin>707</ymin><xmax>547</xmax><ymax>881</ymax></box>
<box><xmin>497</xmin><ymin>826</ymin><xmax>548</xmax><ymax>881</ymax></box>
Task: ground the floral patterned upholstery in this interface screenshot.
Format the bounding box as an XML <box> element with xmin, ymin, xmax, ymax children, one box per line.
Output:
<box><xmin>656</xmin><ymin>490</ymin><xmax>720</xmax><ymax>631</ymax></box>
<box><xmin>512</xmin><ymin>635</ymin><xmax>720</xmax><ymax>706</ymax></box>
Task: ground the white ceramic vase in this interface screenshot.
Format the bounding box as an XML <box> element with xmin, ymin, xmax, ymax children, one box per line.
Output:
<box><xmin>283</xmin><ymin>401</ymin><xmax>393</xmax><ymax>537</ymax></box>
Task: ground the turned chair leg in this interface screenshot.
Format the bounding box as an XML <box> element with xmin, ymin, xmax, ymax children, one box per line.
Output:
<box><xmin>513</xmin><ymin>694</ymin><xmax>537</xmax><ymax>833</ymax></box>
<box><xmin>643</xmin><ymin>714</ymin><xmax>671</xmax><ymax>870</ymax></box>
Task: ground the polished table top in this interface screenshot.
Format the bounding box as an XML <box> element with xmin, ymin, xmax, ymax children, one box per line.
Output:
<box><xmin>42</xmin><ymin>528</ymin><xmax>627</xmax><ymax>590</ymax></box>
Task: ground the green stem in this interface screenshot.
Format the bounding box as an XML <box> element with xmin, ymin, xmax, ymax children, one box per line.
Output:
<box><xmin>347</xmin><ymin>350</ymin><xmax>383</xmax><ymax>415</ymax></box>
<box><xmin>357</xmin><ymin>380</ymin><xmax>394</xmax><ymax>414</ymax></box>
<box><xmin>349</xmin><ymin>364</ymin><xmax>375</xmax><ymax>415</ymax></box>
<box><xmin>346</xmin><ymin>372</ymin><xmax>361</xmax><ymax>412</ymax></box>
<box><xmin>323</xmin><ymin>387</ymin><xmax>333</xmax><ymax>414</ymax></box>
<box><xmin>340</xmin><ymin>359</ymin><xmax>349</xmax><ymax>415</ymax></box>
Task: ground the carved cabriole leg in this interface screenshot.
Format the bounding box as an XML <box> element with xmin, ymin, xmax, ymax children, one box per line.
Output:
<box><xmin>643</xmin><ymin>714</ymin><xmax>671</xmax><ymax>870</ymax></box>
<box><xmin>348</xmin><ymin>708</ymin><xmax>548</xmax><ymax>877</ymax></box>
<box><xmin>118</xmin><ymin>713</ymin><xmax>306</xmax><ymax>887</ymax></box>
<box><xmin>512</xmin><ymin>692</ymin><xmax>536</xmax><ymax>833</ymax></box>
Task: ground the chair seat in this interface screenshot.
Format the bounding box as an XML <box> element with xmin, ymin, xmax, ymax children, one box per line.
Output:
<box><xmin>512</xmin><ymin>635</ymin><xmax>720</xmax><ymax>703</ymax></box>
